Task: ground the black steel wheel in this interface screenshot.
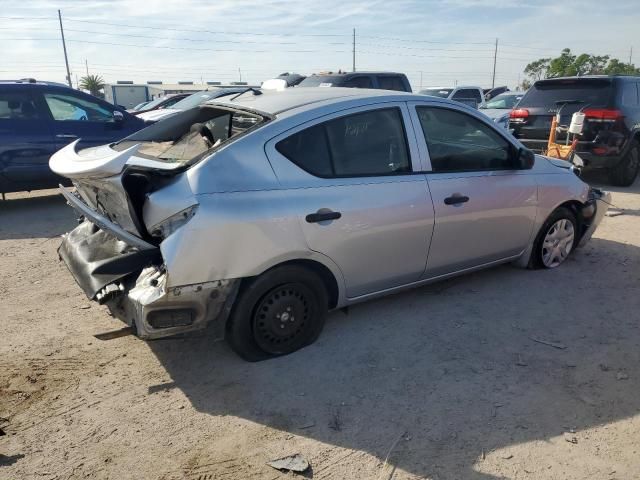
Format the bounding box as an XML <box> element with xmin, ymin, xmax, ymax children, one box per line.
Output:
<box><xmin>226</xmin><ymin>265</ymin><xmax>328</xmax><ymax>361</ymax></box>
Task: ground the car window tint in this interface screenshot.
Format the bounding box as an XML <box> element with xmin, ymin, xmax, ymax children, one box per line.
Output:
<box><xmin>378</xmin><ymin>76</ymin><xmax>406</xmax><ymax>91</ymax></box>
<box><xmin>342</xmin><ymin>76</ymin><xmax>373</xmax><ymax>88</ymax></box>
<box><xmin>453</xmin><ymin>89</ymin><xmax>482</xmax><ymax>101</ymax></box>
<box><xmin>44</xmin><ymin>93</ymin><xmax>113</xmax><ymax>122</ymax></box>
<box><xmin>276</xmin><ymin>108</ymin><xmax>411</xmax><ymax>177</ymax></box>
<box><xmin>0</xmin><ymin>91</ymin><xmax>42</xmax><ymax>119</ymax></box>
<box><xmin>621</xmin><ymin>82</ymin><xmax>639</xmax><ymax>107</ymax></box>
<box><xmin>417</xmin><ymin>106</ymin><xmax>512</xmax><ymax>172</ymax></box>
<box><xmin>276</xmin><ymin>124</ymin><xmax>333</xmax><ymax>177</ymax></box>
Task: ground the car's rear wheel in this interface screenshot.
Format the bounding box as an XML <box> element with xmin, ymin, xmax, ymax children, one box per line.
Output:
<box><xmin>530</xmin><ymin>207</ymin><xmax>578</xmax><ymax>269</ymax></box>
<box><xmin>226</xmin><ymin>265</ymin><xmax>328</xmax><ymax>361</ymax></box>
<box><xmin>609</xmin><ymin>140</ymin><xmax>639</xmax><ymax>187</ymax></box>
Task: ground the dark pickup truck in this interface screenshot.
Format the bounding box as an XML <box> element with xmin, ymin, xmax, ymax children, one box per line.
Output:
<box><xmin>509</xmin><ymin>76</ymin><xmax>640</xmax><ymax>186</ymax></box>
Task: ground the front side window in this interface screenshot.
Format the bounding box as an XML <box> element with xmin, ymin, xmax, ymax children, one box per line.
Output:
<box><xmin>276</xmin><ymin>108</ymin><xmax>411</xmax><ymax>177</ymax></box>
<box><xmin>44</xmin><ymin>92</ymin><xmax>113</xmax><ymax>122</ymax></box>
<box><xmin>0</xmin><ymin>91</ymin><xmax>42</xmax><ymax>119</ymax></box>
<box><xmin>417</xmin><ymin>106</ymin><xmax>513</xmax><ymax>172</ymax></box>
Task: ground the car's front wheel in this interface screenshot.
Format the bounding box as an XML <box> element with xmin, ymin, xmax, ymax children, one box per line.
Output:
<box><xmin>226</xmin><ymin>265</ymin><xmax>328</xmax><ymax>361</ymax></box>
<box><xmin>530</xmin><ymin>207</ymin><xmax>578</xmax><ymax>269</ymax></box>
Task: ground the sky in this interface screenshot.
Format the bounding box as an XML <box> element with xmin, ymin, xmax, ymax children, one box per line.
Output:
<box><xmin>1</xmin><ymin>0</ymin><xmax>638</xmax><ymax>91</ymax></box>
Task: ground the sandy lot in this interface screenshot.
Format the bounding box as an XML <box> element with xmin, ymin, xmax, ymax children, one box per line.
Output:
<box><xmin>1</xmin><ymin>175</ymin><xmax>639</xmax><ymax>480</ymax></box>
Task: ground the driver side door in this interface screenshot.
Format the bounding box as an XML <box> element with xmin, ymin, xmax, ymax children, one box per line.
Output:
<box><xmin>39</xmin><ymin>88</ymin><xmax>126</xmax><ymax>149</ymax></box>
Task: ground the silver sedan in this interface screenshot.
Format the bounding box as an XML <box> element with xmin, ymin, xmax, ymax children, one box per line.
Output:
<box><xmin>50</xmin><ymin>88</ymin><xmax>610</xmax><ymax>361</ymax></box>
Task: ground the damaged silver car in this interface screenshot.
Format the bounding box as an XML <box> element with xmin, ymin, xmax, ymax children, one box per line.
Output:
<box><xmin>51</xmin><ymin>88</ymin><xmax>610</xmax><ymax>361</ymax></box>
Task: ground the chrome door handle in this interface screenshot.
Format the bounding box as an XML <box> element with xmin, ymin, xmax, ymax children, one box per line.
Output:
<box><xmin>56</xmin><ymin>134</ymin><xmax>78</xmax><ymax>139</ymax></box>
<box><xmin>444</xmin><ymin>195</ymin><xmax>469</xmax><ymax>205</ymax></box>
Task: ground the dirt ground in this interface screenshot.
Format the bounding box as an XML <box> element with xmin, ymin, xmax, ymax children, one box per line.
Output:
<box><xmin>1</xmin><ymin>174</ymin><xmax>639</xmax><ymax>480</ymax></box>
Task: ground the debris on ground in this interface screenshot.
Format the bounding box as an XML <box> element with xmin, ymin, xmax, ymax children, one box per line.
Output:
<box><xmin>564</xmin><ymin>433</ymin><xmax>578</xmax><ymax>444</ymax></box>
<box><xmin>616</xmin><ymin>371</ymin><xmax>629</xmax><ymax>380</ymax></box>
<box><xmin>266</xmin><ymin>454</ymin><xmax>309</xmax><ymax>473</ymax></box>
<box><xmin>516</xmin><ymin>354</ymin><xmax>528</xmax><ymax>366</ymax></box>
<box><xmin>529</xmin><ymin>337</ymin><xmax>567</xmax><ymax>350</ymax></box>
<box><xmin>605</xmin><ymin>210</ymin><xmax>624</xmax><ymax>217</ymax></box>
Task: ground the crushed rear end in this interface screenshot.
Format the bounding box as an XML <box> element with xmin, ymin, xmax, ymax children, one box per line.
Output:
<box><xmin>51</xmin><ymin>104</ymin><xmax>268</xmax><ymax>339</ymax></box>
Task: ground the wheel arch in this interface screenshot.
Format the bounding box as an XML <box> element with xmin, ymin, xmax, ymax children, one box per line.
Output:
<box><xmin>242</xmin><ymin>257</ymin><xmax>343</xmax><ymax>310</ymax></box>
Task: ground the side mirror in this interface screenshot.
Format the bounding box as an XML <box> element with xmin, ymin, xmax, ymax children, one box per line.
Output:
<box><xmin>113</xmin><ymin>110</ymin><xmax>124</xmax><ymax>123</ymax></box>
<box><xmin>516</xmin><ymin>147</ymin><xmax>535</xmax><ymax>169</ymax></box>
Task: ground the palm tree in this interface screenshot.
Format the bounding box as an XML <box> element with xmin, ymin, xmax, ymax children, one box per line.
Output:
<box><xmin>79</xmin><ymin>74</ymin><xmax>105</xmax><ymax>98</ymax></box>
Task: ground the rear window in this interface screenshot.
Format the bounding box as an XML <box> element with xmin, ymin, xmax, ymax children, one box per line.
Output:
<box><xmin>114</xmin><ymin>105</ymin><xmax>267</xmax><ymax>164</ymax></box>
<box><xmin>378</xmin><ymin>76</ymin><xmax>407</xmax><ymax>91</ymax></box>
<box><xmin>519</xmin><ymin>79</ymin><xmax>614</xmax><ymax>108</ymax></box>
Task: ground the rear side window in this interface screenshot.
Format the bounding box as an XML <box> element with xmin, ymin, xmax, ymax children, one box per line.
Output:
<box><xmin>417</xmin><ymin>106</ymin><xmax>513</xmax><ymax>172</ymax></box>
<box><xmin>378</xmin><ymin>76</ymin><xmax>406</xmax><ymax>91</ymax></box>
<box><xmin>520</xmin><ymin>79</ymin><xmax>613</xmax><ymax>108</ymax></box>
<box><xmin>0</xmin><ymin>91</ymin><xmax>42</xmax><ymax>119</ymax></box>
<box><xmin>342</xmin><ymin>76</ymin><xmax>373</xmax><ymax>88</ymax></box>
<box><xmin>276</xmin><ymin>108</ymin><xmax>411</xmax><ymax>177</ymax></box>
<box><xmin>453</xmin><ymin>89</ymin><xmax>482</xmax><ymax>102</ymax></box>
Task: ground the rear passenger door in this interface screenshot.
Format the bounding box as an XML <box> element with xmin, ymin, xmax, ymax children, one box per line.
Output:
<box><xmin>266</xmin><ymin>104</ymin><xmax>434</xmax><ymax>298</ymax></box>
<box><xmin>410</xmin><ymin>103</ymin><xmax>537</xmax><ymax>278</ymax></box>
<box><xmin>0</xmin><ymin>87</ymin><xmax>58</xmax><ymax>191</ymax></box>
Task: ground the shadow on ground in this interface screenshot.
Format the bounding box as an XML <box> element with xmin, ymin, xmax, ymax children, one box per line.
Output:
<box><xmin>0</xmin><ymin>191</ymin><xmax>75</xmax><ymax>241</ymax></box>
<box><xmin>147</xmin><ymin>236</ymin><xmax>640</xmax><ymax>479</ymax></box>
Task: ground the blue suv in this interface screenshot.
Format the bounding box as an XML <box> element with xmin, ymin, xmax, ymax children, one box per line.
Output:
<box><xmin>0</xmin><ymin>79</ymin><xmax>147</xmax><ymax>195</ymax></box>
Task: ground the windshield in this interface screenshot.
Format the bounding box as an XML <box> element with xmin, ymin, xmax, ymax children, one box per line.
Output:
<box><xmin>140</xmin><ymin>96</ymin><xmax>170</xmax><ymax>110</ymax></box>
<box><xmin>519</xmin><ymin>79</ymin><xmax>613</xmax><ymax>108</ymax></box>
<box><xmin>133</xmin><ymin>101</ymin><xmax>149</xmax><ymax>110</ymax></box>
<box><xmin>114</xmin><ymin>105</ymin><xmax>268</xmax><ymax>165</ymax></box>
<box><xmin>299</xmin><ymin>75</ymin><xmax>345</xmax><ymax>87</ymax></box>
<box><xmin>419</xmin><ymin>88</ymin><xmax>453</xmax><ymax>98</ymax></box>
<box><xmin>484</xmin><ymin>93</ymin><xmax>524</xmax><ymax>109</ymax></box>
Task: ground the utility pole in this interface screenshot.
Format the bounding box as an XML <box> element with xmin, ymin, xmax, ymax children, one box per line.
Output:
<box><xmin>419</xmin><ymin>71</ymin><xmax>423</xmax><ymax>90</ymax></box>
<box><xmin>58</xmin><ymin>9</ymin><xmax>72</xmax><ymax>88</ymax></box>
<box><xmin>630</xmin><ymin>46</ymin><xmax>634</xmax><ymax>66</ymax></box>
<box><xmin>491</xmin><ymin>38</ymin><xmax>498</xmax><ymax>88</ymax></box>
<box><xmin>352</xmin><ymin>28</ymin><xmax>356</xmax><ymax>72</ymax></box>
<box><xmin>238</xmin><ymin>67</ymin><xmax>242</xmax><ymax>82</ymax></box>
<box><xmin>85</xmin><ymin>59</ymin><xmax>89</xmax><ymax>76</ymax></box>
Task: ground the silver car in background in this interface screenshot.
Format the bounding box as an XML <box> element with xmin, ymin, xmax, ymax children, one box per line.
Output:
<box><xmin>479</xmin><ymin>91</ymin><xmax>526</xmax><ymax>129</ymax></box>
<box><xmin>50</xmin><ymin>88</ymin><xmax>609</xmax><ymax>361</ymax></box>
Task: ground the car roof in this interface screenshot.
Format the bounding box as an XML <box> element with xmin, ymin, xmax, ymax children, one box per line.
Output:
<box><xmin>206</xmin><ymin>87</ymin><xmax>417</xmax><ymax>115</ymax></box>
<box><xmin>0</xmin><ymin>79</ymin><xmax>70</xmax><ymax>88</ymax></box>
<box><xmin>307</xmin><ymin>71</ymin><xmax>405</xmax><ymax>76</ymax></box>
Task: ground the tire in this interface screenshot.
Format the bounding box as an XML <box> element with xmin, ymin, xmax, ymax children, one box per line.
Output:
<box><xmin>609</xmin><ymin>140</ymin><xmax>640</xmax><ymax>187</ymax></box>
<box><xmin>226</xmin><ymin>265</ymin><xmax>328</xmax><ymax>361</ymax></box>
<box><xmin>529</xmin><ymin>207</ymin><xmax>578</xmax><ymax>269</ymax></box>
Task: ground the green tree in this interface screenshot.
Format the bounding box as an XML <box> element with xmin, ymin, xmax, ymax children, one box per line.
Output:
<box><xmin>524</xmin><ymin>58</ymin><xmax>550</xmax><ymax>81</ymax></box>
<box><xmin>524</xmin><ymin>49</ymin><xmax>640</xmax><ymax>83</ymax></box>
<box><xmin>604</xmin><ymin>59</ymin><xmax>640</xmax><ymax>75</ymax></box>
<box><xmin>79</xmin><ymin>74</ymin><xmax>105</xmax><ymax>98</ymax></box>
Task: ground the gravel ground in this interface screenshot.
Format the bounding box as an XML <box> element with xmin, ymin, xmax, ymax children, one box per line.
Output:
<box><xmin>1</xmin><ymin>174</ymin><xmax>639</xmax><ymax>480</ymax></box>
